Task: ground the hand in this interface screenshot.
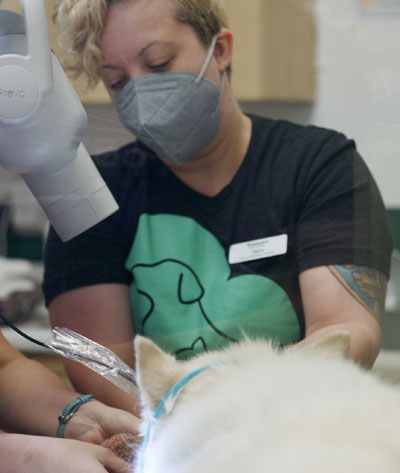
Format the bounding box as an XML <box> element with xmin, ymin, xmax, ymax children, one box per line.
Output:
<box><xmin>0</xmin><ymin>435</ymin><xmax>131</xmax><ymax>473</ymax></box>
<box><xmin>65</xmin><ymin>400</ymin><xmax>141</xmax><ymax>445</ymax></box>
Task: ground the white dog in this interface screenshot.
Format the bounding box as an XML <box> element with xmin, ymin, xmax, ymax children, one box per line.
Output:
<box><xmin>134</xmin><ymin>331</ymin><xmax>400</xmax><ymax>473</ymax></box>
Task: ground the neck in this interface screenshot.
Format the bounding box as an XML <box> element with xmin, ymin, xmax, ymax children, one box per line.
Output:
<box><xmin>164</xmin><ymin>86</ymin><xmax>252</xmax><ymax>197</ymax></box>
<box><xmin>139</xmin><ymin>363</ymin><xmax>218</xmax><ymax>473</ymax></box>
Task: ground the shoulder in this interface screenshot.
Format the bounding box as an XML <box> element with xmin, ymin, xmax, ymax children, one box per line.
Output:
<box><xmin>90</xmin><ymin>140</ymin><xmax>159</xmax><ymax>200</ymax></box>
<box><xmin>247</xmin><ymin>114</ymin><xmax>359</xmax><ymax>186</ymax></box>
<box><xmin>92</xmin><ymin>140</ymin><xmax>157</xmax><ymax>176</ymax></box>
<box><xmin>248</xmin><ymin>114</ymin><xmax>355</xmax><ymax>156</ymax></box>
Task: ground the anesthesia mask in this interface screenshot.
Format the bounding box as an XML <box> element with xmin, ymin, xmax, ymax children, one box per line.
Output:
<box><xmin>0</xmin><ymin>0</ymin><xmax>119</xmax><ymax>241</ymax></box>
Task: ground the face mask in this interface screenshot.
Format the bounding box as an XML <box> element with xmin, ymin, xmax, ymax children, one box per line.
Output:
<box><xmin>114</xmin><ymin>36</ymin><xmax>223</xmax><ymax>165</ymax></box>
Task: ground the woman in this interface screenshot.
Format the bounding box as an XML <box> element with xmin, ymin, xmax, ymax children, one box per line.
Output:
<box><xmin>43</xmin><ymin>0</ymin><xmax>393</xmax><ymax>414</ymax></box>
<box><xmin>0</xmin><ymin>329</ymin><xmax>137</xmax><ymax>472</ymax></box>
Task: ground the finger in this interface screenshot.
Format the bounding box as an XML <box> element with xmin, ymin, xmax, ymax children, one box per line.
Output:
<box><xmin>103</xmin><ymin>452</ymin><xmax>132</xmax><ymax>473</ymax></box>
<box><xmin>114</xmin><ymin>412</ymin><xmax>141</xmax><ymax>433</ymax></box>
<box><xmin>103</xmin><ymin>411</ymin><xmax>140</xmax><ymax>437</ymax></box>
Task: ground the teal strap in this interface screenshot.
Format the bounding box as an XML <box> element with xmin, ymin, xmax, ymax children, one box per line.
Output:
<box><xmin>56</xmin><ymin>394</ymin><xmax>96</xmax><ymax>438</ymax></box>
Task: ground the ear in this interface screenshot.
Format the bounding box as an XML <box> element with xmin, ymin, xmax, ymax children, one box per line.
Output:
<box><xmin>290</xmin><ymin>329</ymin><xmax>351</xmax><ymax>359</ymax></box>
<box><xmin>134</xmin><ymin>336</ymin><xmax>187</xmax><ymax>412</ymax></box>
<box><xmin>214</xmin><ymin>28</ymin><xmax>233</xmax><ymax>74</ymax></box>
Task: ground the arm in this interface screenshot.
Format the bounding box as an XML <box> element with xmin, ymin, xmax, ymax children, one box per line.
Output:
<box><xmin>0</xmin><ymin>329</ymin><xmax>139</xmax><ymax>441</ymax></box>
<box><xmin>0</xmin><ymin>329</ymin><xmax>77</xmax><ymax>436</ymax></box>
<box><xmin>0</xmin><ymin>435</ymin><xmax>130</xmax><ymax>473</ymax></box>
<box><xmin>48</xmin><ymin>283</ymin><xmax>140</xmax><ymax>415</ymax></box>
<box><xmin>298</xmin><ymin>264</ymin><xmax>387</xmax><ymax>368</ymax></box>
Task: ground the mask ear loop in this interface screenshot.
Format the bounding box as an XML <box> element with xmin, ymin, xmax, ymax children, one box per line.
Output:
<box><xmin>194</xmin><ymin>35</ymin><xmax>219</xmax><ymax>86</ymax></box>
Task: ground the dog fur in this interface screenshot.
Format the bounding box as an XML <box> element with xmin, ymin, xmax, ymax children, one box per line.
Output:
<box><xmin>134</xmin><ymin>331</ymin><xmax>400</xmax><ymax>472</ymax></box>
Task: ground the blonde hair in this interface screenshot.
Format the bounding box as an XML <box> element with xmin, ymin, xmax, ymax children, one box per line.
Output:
<box><xmin>53</xmin><ymin>0</ymin><xmax>229</xmax><ymax>89</ymax></box>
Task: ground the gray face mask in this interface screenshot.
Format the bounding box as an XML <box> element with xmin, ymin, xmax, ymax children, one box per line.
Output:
<box><xmin>114</xmin><ymin>36</ymin><xmax>223</xmax><ymax>165</ymax></box>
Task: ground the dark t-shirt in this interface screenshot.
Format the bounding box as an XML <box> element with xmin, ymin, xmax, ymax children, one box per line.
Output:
<box><xmin>42</xmin><ymin>114</ymin><xmax>393</xmax><ymax>359</ymax></box>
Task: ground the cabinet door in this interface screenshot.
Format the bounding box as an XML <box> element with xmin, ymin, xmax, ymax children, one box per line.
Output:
<box><xmin>224</xmin><ymin>0</ymin><xmax>316</xmax><ymax>102</ymax></box>
<box><xmin>1</xmin><ymin>0</ymin><xmax>111</xmax><ymax>104</ymax></box>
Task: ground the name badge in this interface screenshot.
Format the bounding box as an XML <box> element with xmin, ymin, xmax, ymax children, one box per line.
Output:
<box><xmin>228</xmin><ymin>234</ymin><xmax>288</xmax><ymax>264</ymax></box>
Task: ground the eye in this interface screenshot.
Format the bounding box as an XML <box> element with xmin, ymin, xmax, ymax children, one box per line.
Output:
<box><xmin>109</xmin><ymin>78</ymin><xmax>128</xmax><ymax>92</ymax></box>
<box><xmin>148</xmin><ymin>60</ymin><xmax>170</xmax><ymax>72</ymax></box>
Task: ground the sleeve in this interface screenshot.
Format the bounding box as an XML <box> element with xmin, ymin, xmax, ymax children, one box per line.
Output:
<box><xmin>41</xmin><ymin>149</ymin><xmax>138</xmax><ymax>307</ymax></box>
<box><xmin>42</xmin><ymin>219</ymin><xmax>133</xmax><ymax>307</ymax></box>
<box><xmin>294</xmin><ymin>131</ymin><xmax>393</xmax><ymax>277</ymax></box>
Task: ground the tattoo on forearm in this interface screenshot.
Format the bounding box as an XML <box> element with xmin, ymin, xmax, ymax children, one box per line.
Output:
<box><xmin>328</xmin><ymin>265</ymin><xmax>386</xmax><ymax>322</ymax></box>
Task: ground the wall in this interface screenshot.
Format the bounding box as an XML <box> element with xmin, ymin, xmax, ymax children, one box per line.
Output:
<box><xmin>312</xmin><ymin>0</ymin><xmax>400</xmax><ymax>208</ymax></box>
<box><xmin>245</xmin><ymin>0</ymin><xmax>400</xmax><ymax>208</ymax></box>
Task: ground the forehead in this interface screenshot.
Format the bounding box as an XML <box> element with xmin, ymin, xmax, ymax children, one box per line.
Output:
<box><xmin>101</xmin><ymin>0</ymin><xmax>179</xmax><ymax>53</ymax></box>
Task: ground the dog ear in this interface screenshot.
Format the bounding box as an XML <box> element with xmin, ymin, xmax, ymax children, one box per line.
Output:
<box><xmin>134</xmin><ymin>336</ymin><xmax>187</xmax><ymax>412</ymax></box>
<box><xmin>290</xmin><ymin>329</ymin><xmax>351</xmax><ymax>359</ymax></box>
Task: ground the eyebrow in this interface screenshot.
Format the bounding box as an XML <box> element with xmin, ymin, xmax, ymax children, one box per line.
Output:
<box><xmin>101</xmin><ymin>64</ymin><xmax>121</xmax><ymax>70</ymax></box>
<box><xmin>138</xmin><ymin>40</ymin><xmax>174</xmax><ymax>57</ymax></box>
<box><xmin>101</xmin><ymin>40</ymin><xmax>175</xmax><ymax>70</ymax></box>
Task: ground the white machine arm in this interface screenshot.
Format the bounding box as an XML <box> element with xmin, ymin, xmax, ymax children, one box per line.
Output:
<box><xmin>0</xmin><ymin>0</ymin><xmax>118</xmax><ymax>241</ymax></box>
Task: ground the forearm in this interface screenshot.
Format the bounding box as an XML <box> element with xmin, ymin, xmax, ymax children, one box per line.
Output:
<box><xmin>0</xmin><ymin>434</ymin><xmax>30</xmax><ymax>473</ymax></box>
<box><xmin>48</xmin><ymin>284</ymin><xmax>138</xmax><ymax>414</ymax></box>
<box><xmin>0</xmin><ymin>433</ymin><xmax>132</xmax><ymax>473</ymax></box>
<box><xmin>299</xmin><ymin>266</ymin><xmax>386</xmax><ymax>369</ymax></box>
<box><xmin>0</xmin><ymin>357</ymin><xmax>77</xmax><ymax>436</ymax></box>
<box><xmin>63</xmin><ymin>359</ymin><xmax>140</xmax><ymax>416</ymax></box>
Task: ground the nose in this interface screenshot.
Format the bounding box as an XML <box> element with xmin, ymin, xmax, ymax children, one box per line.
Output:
<box><xmin>125</xmin><ymin>63</ymin><xmax>150</xmax><ymax>82</ymax></box>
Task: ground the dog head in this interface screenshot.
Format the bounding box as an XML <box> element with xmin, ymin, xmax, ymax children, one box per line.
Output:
<box><xmin>134</xmin><ymin>335</ymin><xmax>189</xmax><ymax>413</ymax></box>
<box><xmin>134</xmin><ymin>328</ymin><xmax>351</xmax><ymax>414</ymax></box>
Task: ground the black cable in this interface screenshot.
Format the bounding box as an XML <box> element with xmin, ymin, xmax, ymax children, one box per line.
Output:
<box><xmin>0</xmin><ymin>312</ymin><xmax>49</xmax><ymax>349</ymax></box>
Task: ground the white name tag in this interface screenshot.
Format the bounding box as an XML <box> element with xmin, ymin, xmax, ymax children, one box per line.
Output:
<box><xmin>228</xmin><ymin>234</ymin><xmax>288</xmax><ymax>264</ymax></box>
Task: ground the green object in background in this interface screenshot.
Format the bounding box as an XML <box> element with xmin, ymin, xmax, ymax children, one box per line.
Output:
<box><xmin>6</xmin><ymin>227</ymin><xmax>44</xmax><ymax>261</ymax></box>
<box><xmin>387</xmin><ymin>209</ymin><xmax>400</xmax><ymax>251</ymax></box>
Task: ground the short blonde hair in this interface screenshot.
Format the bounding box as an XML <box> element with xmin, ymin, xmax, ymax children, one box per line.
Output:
<box><xmin>53</xmin><ymin>0</ymin><xmax>229</xmax><ymax>89</ymax></box>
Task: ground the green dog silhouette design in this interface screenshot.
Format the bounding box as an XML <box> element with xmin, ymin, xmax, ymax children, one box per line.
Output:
<box><xmin>126</xmin><ymin>214</ymin><xmax>300</xmax><ymax>359</ymax></box>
